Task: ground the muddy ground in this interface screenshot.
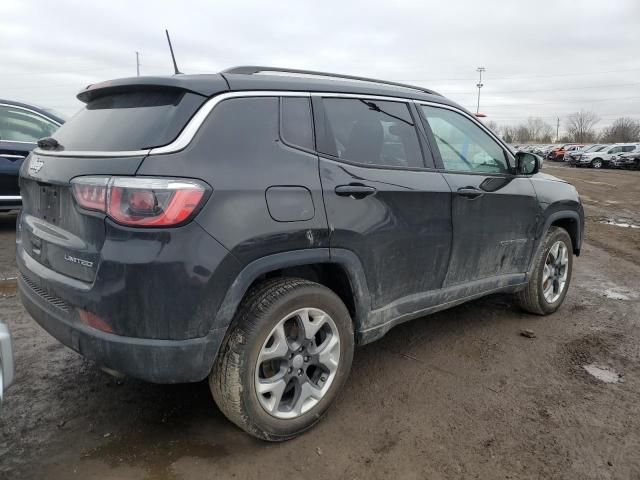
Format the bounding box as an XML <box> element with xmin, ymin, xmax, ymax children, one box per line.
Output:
<box><xmin>1</xmin><ymin>164</ymin><xmax>639</xmax><ymax>479</ymax></box>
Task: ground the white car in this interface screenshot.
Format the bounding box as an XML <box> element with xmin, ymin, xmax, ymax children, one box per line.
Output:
<box><xmin>0</xmin><ymin>322</ymin><xmax>14</xmax><ymax>401</ymax></box>
<box><xmin>574</xmin><ymin>143</ymin><xmax>640</xmax><ymax>168</ymax></box>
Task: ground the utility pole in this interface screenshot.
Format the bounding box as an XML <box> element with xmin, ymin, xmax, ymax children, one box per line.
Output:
<box><xmin>556</xmin><ymin>117</ymin><xmax>560</xmax><ymax>142</ymax></box>
<box><xmin>135</xmin><ymin>51</ymin><xmax>140</xmax><ymax>76</ymax></box>
<box><xmin>475</xmin><ymin>67</ymin><xmax>485</xmax><ymax>115</ymax></box>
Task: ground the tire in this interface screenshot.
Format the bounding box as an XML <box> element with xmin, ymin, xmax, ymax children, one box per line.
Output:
<box><xmin>210</xmin><ymin>277</ymin><xmax>354</xmax><ymax>441</ymax></box>
<box><xmin>517</xmin><ymin>226</ymin><xmax>573</xmax><ymax>315</ymax></box>
<box><xmin>591</xmin><ymin>158</ymin><xmax>603</xmax><ymax>169</ymax></box>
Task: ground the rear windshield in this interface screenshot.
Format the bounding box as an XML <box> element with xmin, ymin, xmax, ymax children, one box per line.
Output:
<box><xmin>51</xmin><ymin>88</ymin><xmax>206</xmax><ymax>151</ymax></box>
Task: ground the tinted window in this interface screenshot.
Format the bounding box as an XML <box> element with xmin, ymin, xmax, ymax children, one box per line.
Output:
<box><xmin>281</xmin><ymin>97</ymin><xmax>314</xmax><ymax>150</ymax></box>
<box><xmin>52</xmin><ymin>88</ymin><xmax>205</xmax><ymax>151</ymax></box>
<box><xmin>0</xmin><ymin>105</ymin><xmax>59</xmax><ymax>142</ymax></box>
<box><xmin>321</xmin><ymin>98</ymin><xmax>423</xmax><ymax>168</ymax></box>
<box><xmin>421</xmin><ymin>105</ymin><xmax>510</xmax><ymax>174</ymax></box>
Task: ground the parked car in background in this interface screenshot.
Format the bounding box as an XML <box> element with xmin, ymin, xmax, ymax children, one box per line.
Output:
<box><xmin>575</xmin><ymin>143</ymin><xmax>639</xmax><ymax>168</ymax></box>
<box><xmin>0</xmin><ymin>100</ymin><xmax>64</xmax><ymax>211</ymax></box>
<box><xmin>564</xmin><ymin>144</ymin><xmax>607</xmax><ymax>164</ymax></box>
<box><xmin>17</xmin><ymin>66</ymin><xmax>583</xmax><ymax>440</ymax></box>
<box><xmin>610</xmin><ymin>145</ymin><xmax>640</xmax><ymax>169</ymax></box>
<box><xmin>0</xmin><ymin>321</ymin><xmax>14</xmax><ymax>401</ymax></box>
<box><xmin>548</xmin><ymin>144</ymin><xmax>583</xmax><ymax>162</ymax></box>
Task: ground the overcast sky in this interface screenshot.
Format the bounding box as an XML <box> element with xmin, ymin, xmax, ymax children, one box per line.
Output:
<box><xmin>2</xmin><ymin>0</ymin><xmax>639</xmax><ymax>134</ymax></box>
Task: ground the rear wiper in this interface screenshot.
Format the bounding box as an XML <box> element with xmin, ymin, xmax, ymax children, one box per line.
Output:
<box><xmin>37</xmin><ymin>137</ymin><xmax>64</xmax><ymax>151</ymax></box>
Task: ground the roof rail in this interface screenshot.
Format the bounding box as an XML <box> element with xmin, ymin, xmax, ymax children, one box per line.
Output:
<box><xmin>221</xmin><ymin>66</ymin><xmax>440</xmax><ymax>96</ymax></box>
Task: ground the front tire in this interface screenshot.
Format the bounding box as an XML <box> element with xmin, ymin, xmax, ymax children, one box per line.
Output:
<box><xmin>517</xmin><ymin>227</ymin><xmax>573</xmax><ymax>315</ymax></box>
<box><xmin>591</xmin><ymin>158</ymin><xmax>603</xmax><ymax>169</ymax></box>
<box><xmin>210</xmin><ymin>278</ymin><xmax>354</xmax><ymax>441</ymax></box>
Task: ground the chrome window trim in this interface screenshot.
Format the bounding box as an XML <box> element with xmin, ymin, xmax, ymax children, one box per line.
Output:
<box><xmin>0</xmin><ymin>154</ymin><xmax>26</xmax><ymax>159</ymax></box>
<box><xmin>0</xmin><ymin>196</ymin><xmax>22</xmax><ymax>201</ymax></box>
<box><xmin>0</xmin><ymin>139</ymin><xmax>36</xmax><ymax>145</ymax></box>
<box><xmin>27</xmin><ymin>91</ymin><xmax>490</xmax><ymax>159</ymax></box>
<box><xmin>33</xmin><ymin>148</ymin><xmax>152</xmax><ymax>158</ymax></box>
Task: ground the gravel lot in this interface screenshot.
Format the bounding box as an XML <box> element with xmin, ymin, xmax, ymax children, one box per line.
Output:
<box><xmin>1</xmin><ymin>164</ymin><xmax>639</xmax><ymax>480</ymax></box>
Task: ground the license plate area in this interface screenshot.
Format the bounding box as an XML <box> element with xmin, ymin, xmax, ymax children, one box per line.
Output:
<box><xmin>36</xmin><ymin>184</ymin><xmax>61</xmax><ymax>225</ymax></box>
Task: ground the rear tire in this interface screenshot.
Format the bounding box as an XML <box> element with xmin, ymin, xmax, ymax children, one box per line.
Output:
<box><xmin>210</xmin><ymin>278</ymin><xmax>354</xmax><ymax>441</ymax></box>
<box><xmin>517</xmin><ymin>227</ymin><xmax>573</xmax><ymax>315</ymax></box>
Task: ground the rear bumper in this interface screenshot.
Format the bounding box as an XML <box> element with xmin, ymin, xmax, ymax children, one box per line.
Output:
<box><xmin>19</xmin><ymin>272</ymin><xmax>225</xmax><ymax>383</ymax></box>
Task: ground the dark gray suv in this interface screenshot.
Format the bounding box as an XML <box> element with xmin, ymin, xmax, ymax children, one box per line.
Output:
<box><xmin>17</xmin><ymin>67</ymin><xmax>584</xmax><ymax>440</ymax></box>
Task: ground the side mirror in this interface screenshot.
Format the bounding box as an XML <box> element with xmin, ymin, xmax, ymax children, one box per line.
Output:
<box><xmin>515</xmin><ymin>151</ymin><xmax>540</xmax><ymax>175</ymax></box>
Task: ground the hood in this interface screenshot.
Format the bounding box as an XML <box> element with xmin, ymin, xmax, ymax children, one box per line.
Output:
<box><xmin>536</xmin><ymin>172</ymin><xmax>568</xmax><ymax>183</ymax></box>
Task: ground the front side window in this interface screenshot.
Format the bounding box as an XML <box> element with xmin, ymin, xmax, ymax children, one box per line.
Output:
<box><xmin>420</xmin><ymin>105</ymin><xmax>510</xmax><ymax>174</ymax></box>
<box><xmin>320</xmin><ymin>98</ymin><xmax>423</xmax><ymax>168</ymax></box>
<box><xmin>0</xmin><ymin>105</ymin><xmax>59</xmax><ymax>143</ymax></box>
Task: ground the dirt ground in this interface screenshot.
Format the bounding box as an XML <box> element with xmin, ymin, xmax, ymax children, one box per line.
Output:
<box><xmin>1</xmin><ymin>163</ymin><xmax>640</xmax><ymax>480</ymax></box>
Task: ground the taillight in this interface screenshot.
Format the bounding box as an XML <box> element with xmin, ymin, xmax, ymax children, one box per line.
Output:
<box><xmin>71</xmin><ymin>176</ymin><xmax>208</xmax><ymax>227</ymax></box>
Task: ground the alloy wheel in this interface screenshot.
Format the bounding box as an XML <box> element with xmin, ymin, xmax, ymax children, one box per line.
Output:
<box><xmin>542</xmin><ymin>240</ymin><xmax>569</xmax><ymax>303</ymax></box>
<box><xmin>255</xmin><ymin>308</ymin><xmax>340</xmax><ymax>419</ymax></box>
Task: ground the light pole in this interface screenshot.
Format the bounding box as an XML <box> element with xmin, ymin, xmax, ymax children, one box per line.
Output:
<box><xmin>135</xmin><ymin>51</ymin><xmax>140</xmax><ymax>76</ymax></box>
<box><xmin>476</xmin><ymin>67</ymin><xmax>485</xmax><ymax>115</ymax></box>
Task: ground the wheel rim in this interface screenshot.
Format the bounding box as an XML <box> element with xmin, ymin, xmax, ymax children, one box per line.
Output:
<box><xmin>542</xmin><ymin>240</ymin><xmax>569</xmax><ymax>304</ymax></box>
<box><xmin>255</xmin><ymin>308</ymin><xmax>340</xmax><ymax>419</ymax></box>
<box><xmin>593</xmin><ymin>160</ymin><xmax>602</xmax><ymax>168</ymax></box>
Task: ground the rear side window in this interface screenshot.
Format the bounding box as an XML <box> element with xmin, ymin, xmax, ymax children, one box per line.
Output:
<box><xmin>280</xmin><ymin>97</ymin><xmax>314</xmax><ymax>150</ymax></box>
<box><xmin>51</xmin><ymin>88</ymin><xmax>206</xmax><ymax>151</ymax></box>
<box><xmin>320</xmin><ymin>98</ymin><xmax>424</xmax><ymax>168</ymax></box>
<box><xmin>0</xmin><ymin>105</ymin><xmax>59</xmax><ymax>143</ymax></box>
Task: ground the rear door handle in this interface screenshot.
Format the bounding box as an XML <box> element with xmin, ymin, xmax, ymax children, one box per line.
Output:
<box><xmin>457</xmin><ymin>187</ymin><xmax>484</xmax><ymax>199</ymax></box>
<box><xmin>335</xmin><ymin>184</ymin><xmax>377</xmax><ymax>199</ymax></box>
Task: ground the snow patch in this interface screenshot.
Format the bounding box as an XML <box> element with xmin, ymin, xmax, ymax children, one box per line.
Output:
<box><xmin>583</xmin><ymin>364</ymin><xmax>622</xmax><ymax>384</ymax></box>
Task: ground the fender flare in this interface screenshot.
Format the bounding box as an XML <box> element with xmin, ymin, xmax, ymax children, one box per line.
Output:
<box><xmin>527</xmin><ymin>209</ymin><xmax>583</xmax><ymax>274</ymax></box>
<box><xmin>543</xmin><ymin>210</ymin><xmax>583</xmax><ymax>249</ymax></box>
<box><xmin>212</xmin><ymin>248</ymin><xmax>372</xmax><ymax>333</ymax></box>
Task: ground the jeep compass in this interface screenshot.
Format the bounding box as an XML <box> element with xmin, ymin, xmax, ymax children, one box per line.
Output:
<box><xmin>17</xmin><ymin>66</ymin><xmax>584</xmax><ymax>440</ymax></box>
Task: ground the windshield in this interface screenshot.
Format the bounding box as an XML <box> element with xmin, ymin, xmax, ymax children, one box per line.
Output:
<box><xmin>51</xmin><ymin>88</ymin><xmax>206</xmax><ymax>151</ymax></box>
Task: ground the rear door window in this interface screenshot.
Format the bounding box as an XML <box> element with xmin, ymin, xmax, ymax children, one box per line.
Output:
<box><xmin>319</xmin><ymin>98</ymin><xmax>424</xmax><ymax>168</ymax></box>
<box><xmin>51</xmin><ymin>88</ymin><xmax>206</xmax><ymax>151</ymax></box>
<box><xmin>0</xmin><ymin>105</ymin><xmax>59</xmax><ymax>143</ymax></box>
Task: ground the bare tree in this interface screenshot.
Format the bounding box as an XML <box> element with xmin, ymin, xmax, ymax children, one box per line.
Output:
<box><xmin>482</xmin><ymin>120</ymin><xmax>500</xmax><ymax>133</ymax></box>
<box><xmin>501</xmin><ymin>125</ymin><xmax>517</xmax><ymax>143</ymax></box>
<box><xmin>600</xmin><ymin>117</ymin><xmax>640</xmax><ymax>143</ymax></box>
<box><xmin>566</xmin><ymin>110</ymin><xmax>600</xmax><ymax>143</ymax></box>
<box><xmin>525</xmin><ymin>117</ymin><xmax>554</xmax><ymax>143</ymax></box>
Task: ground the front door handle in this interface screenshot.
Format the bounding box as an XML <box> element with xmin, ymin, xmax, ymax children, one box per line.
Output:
<box><xmin>457</xmin><ymin>187</ymin><xmax>484</xmax><ymax>199</ymax></box>
<box><xmin>335</xmin><ymin>184</ymin><xmax>377</xmax><ymax>199</ymax></box>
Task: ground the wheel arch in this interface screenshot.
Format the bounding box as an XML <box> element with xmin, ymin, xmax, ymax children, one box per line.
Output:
<box><xmin>212</xmin><ymin>248</ymin><xmax>371</xmax><ymax>338</ymax></box>
<box><xmin>545</xmin><ymin>210</ymin><xmax>583</xmax><ymax>255</ymax></box>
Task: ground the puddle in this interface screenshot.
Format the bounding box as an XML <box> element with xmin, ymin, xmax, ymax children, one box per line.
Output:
<box><xmin>598</xmin><ymin>219</ymin><xmax>640</xmax><ymax>229</ymax></box>
<box><xmin>583</xmin><ymin>364</ymin><xmax>622</xmax><ymax>384</ymax></box>
<box><xmin>0</xmin><ymin>277</ymin><xmax>17</xmax><ymax>296</ymax></box>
